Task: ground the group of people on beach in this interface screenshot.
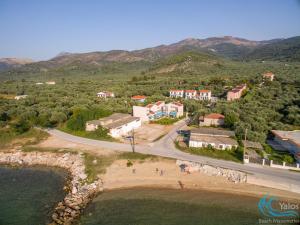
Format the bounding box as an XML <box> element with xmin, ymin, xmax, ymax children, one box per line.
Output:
<box><xmin>131</xmin><ymin>167</ymin><xmax>165</xmax><ymax>176</ymax></box>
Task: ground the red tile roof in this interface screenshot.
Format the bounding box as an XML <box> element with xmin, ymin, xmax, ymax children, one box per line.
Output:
<box><xmin>185</xmin><ymin>90</ymin><xmax>197</xmax><ymax>93</ymax></box>
<box><xmin>170</xmin><ymin>90</ymin><xmax>184</xmax><ymax>92</ymax></box>
<box><xmin>155</xmin><ymin>101</ymin><xmax>164</xmax><ymax>106</ymax></box>
<box><xmin>199</xmin><ymin>90</ymin><xmax>211</xmax><ymax>93</ymax></box>
<box><xmin>205</xmin><ymin>113</ymin><xmax>225</xmax><ymax>119</ymax></box>
<box><xmin>263</xmin><ymin>72</ymin><xmax>274</xmax><ymax>77</ymax></box>
<box><xmin>173</xmin><ymin>102</ymin><xmax>183</xmax><ymax>106</ymax></box>
<box><xmin>146</xmin><ymin>104</ymin><xmax>153</xmax><ymax>108</ymax></box>
<box><xmin>131</xmin><ymin>95</ymin><xmax>147</xmax><ymax>100</ymax></box>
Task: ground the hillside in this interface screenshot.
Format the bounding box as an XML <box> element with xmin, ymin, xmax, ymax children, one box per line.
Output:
<box><xmin>0</xmin><ymin>36</ymin><xmax>299</xmax><ymax>79</ymax></box>
<box><xmin>0</xmin><ymin>58</ymin><xmax>33</xmax><ymax>72</ymax></box>
<box><xmin>148</xmin><ymin>51</ymin><xmax>224</xmax><ymax>74</ymax></box>
<box><xmin>244</xmin><ymin>36</ymin><xmax>300</xmax><ymax>62</ymax></box>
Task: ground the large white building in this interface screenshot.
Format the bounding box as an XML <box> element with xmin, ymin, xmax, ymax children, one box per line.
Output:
<box><xmin>86</xmin><ymin>113</ymin><xmax>141</xmax><ymax>138</ymax></box>
<box><xmin>169</xmin><ymin>89</ymin><xmax>212</xmax><ymax>101</ymax></box>
<box><xmin>189</xmin><ymin>128</ymin><xmax>237</xmax><ymax>150</ymax></box>
<box><xmin>133</xmin><ymin>101</ymin><xmax>184</xmax><ymax>122</ymax></box>
<box><xmin>169</xmin><ymin>90</ymin><xmax>184</xmax><ymax>98</ymax></box>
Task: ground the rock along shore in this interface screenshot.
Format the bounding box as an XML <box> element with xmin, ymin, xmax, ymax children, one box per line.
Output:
<box><xmin>0</xmin><ymin>151</ymin><xmax>103</xmax><ymax>225</ymax></box>
<box><xmin>176</xmin><ymin>160</ymin><xmax>247</xmax><ymax>183</ymax></box>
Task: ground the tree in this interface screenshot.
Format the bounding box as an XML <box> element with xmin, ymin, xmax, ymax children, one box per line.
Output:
<box><xmin>50</xmin><ymin>112</ymin><xmax>67</xmax><ymax>125</ymax></box>
<box><xmin>224</xmin><ymin>112</ymin><xmax>239</xmax><ymax>129</ymax></box>
<box><xmin>66</xmin><ymin>114</ymin><xmax>85</xmax><ymax>130</ymax></box>
<box><xmin>12</xmin><ymin>119</ymin><xmax>31</xmax><ymax>134</ymax></box>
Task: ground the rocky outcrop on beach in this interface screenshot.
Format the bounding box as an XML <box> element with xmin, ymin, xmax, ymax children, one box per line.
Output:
<box><xmin>176</xmin><ymin>160</ymin><xmax>247</xmax><ymax>183</ymax></box>
<box><xmin>0</xmin><ymin>151</ymin><xmax>103</xmax><ymax>225</ymax></box>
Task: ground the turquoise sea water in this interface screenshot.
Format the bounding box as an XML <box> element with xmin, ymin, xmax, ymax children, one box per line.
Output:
<box><xmin>0</xmin><ymin>165</ymin><xmax>68</xmax><ymax>225</ymax></box>
<box><xmin>80</xmin><ymin>188</ymin><xmax>265</xmax><ymax>225</ymax></box>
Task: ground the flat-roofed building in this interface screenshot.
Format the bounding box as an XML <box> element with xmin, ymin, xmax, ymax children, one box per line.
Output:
<box><xmin>189</xmin><ymin>128</ymin><xmax>237</xmax><ymax>150</ymax></box>
<box><xmin>227</xmin><ymin>84</ymin><xmax>247</xmax><ymax>101</ymax></box>
<box><xmin>270</xmin><ymin>130</ymin><xmax>300</xmax><ymax>162</ymax></box>
<box><xmin>86</xmin><ymin>113</ymin><xmax>141</xmax><ymax>138</ymax></box>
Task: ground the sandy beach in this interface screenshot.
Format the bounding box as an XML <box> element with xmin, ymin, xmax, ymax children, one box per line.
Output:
<box><xmin>101</xmin><ymin>158</ymin><xmax>300</xmax><ymax>201</ymax></box>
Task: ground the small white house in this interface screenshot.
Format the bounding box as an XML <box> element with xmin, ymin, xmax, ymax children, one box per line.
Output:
<box><xmin>14</xmin><ymin>95</ymin><xmax>28</xmax><ymax>100</ymax></box>
<box><xmin>86</xmin><ymin>120</ymin><xmax>102</xmax><ymax>131</ymax></box>
<box><xmin>263</xmin><ymin>72</ymin><xmax>275</xmax><ymax>81</ymax></box>
<box><xmin>35</xmin><ymin>82</ymin><xmax>44</xmax><ymax>85</ymax></box>
<box><xmin>97</xmin><ymin>91</ymin><xmax>115</xmax><ymax>98</ymax></box>
<box><xmin>46</xmin><ymin>81</ymin><xmax>56</xmax><ymax>85</ymax></box>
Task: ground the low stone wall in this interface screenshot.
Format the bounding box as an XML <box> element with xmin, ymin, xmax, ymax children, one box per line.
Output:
<box><xmin>0</xmin><ymin>151</ymin><xmax>103</xmax><ymax>225</ymax></box>
<box><xmin>176</xmin><ymin>160</ymin><xmax>247</xmax><ymax>183</ymax></box>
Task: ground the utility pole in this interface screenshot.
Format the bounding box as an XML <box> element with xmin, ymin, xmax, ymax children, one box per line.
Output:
<box><xmin>131</xmin><ymin>129</ymin><xmax>135</xmax><ymax>153</ymax></box>
<box><xmin>243</xmin><ymin>128</ymin><xmax>248</xmax><ymax>163</ymax></box>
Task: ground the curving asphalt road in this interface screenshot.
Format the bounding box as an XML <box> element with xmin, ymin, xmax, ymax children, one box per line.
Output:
<box><xmin>46</xmin><ymin>121</ymin><xmax>300</xmax><ymax>193</ymax></box>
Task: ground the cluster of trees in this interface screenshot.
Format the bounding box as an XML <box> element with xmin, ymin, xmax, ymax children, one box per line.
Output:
<box><xmin>0</xmin><ymin>57</ymin><xmax>299</xmax><ymax>147</ymax></box>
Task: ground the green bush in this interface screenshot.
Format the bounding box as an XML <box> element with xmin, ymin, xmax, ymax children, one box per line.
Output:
<box><xmin>151</xmin><ymin>117</ymin><xmax>179</xmax><ymax>125</ymax></box>
<box><xmin>12</xmin><ymin>119</ymin><xmax>31</xmax><ymax>134</ymax></box>
<box><xmin>282</xmin><ymin>155</ymin><xmax>294</xmax><ymax>164</ymax></box>
<box><xmin>126</xmin><ymin>160</ymin><xmax>133</xmax><ymax>167</ymax></box>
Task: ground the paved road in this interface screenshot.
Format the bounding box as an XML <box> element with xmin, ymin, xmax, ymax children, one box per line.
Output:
<box><xmin>47</xmin><ymin>122</ymin><xmax>300</xmax><ymax>193</ymax></box>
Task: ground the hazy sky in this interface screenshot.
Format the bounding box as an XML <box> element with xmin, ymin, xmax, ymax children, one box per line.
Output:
<box><xmin>0</xmin><ymin>0</ymin><xmax>300</xmax><ymax>60</ymax></box>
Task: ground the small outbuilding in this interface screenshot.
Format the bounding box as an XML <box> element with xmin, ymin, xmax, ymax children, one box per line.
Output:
<box><xmin>199</xmin><ymin>113</ymin><xmax>225</xmax><ymax>127</ymax></box>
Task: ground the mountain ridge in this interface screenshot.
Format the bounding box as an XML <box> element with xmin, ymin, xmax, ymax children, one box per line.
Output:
<box><xmin>1</xmin><ymin>36</ymin><xmax>299</xmax><ymax>72</ymax></box>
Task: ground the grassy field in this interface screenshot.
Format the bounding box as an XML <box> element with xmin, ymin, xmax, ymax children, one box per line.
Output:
<box><xmin>150</xmin><ymin>117</ymin><xmax>180</xmax><ymax>125</ymax></box>
<box><xmin>58</xmin><ymin>125</ymin><xmax>116</xmax><ymax>142</ymax></box>
<box><xmin>0</xmin><ymin>128</ymin><xmax>49</xmax><ymax>149</ymax></box>
<box><xmin>175</xmin><ymin>141</ymin><xmax>243</xmax><ymax>163</ymax></box>
<box><xmin>84</xmin><ymin>152</ymin><xmax>160</xmax><ymax>183</ymax></box>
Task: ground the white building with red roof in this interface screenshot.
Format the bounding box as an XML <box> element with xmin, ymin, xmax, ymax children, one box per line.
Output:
<box><xmin>198</xmin><ymin>90</ymin><xmax>212</xmax><ymax>101</ymax></box>
<box><xmin>185</xmin><ymin>90</ymin><xmax>197</xmax><ymax>99</ymax></box>
<box><xmin>169</xmin><ymin>90</ymin><xmax>184</xmax><ymax>98</ymax></box>
<box><xmin>199</xmin><ymin>113</ymin><xmax>225</xmax><ymax>127</ymax></box>
<box><xmin>169</xmin><ymin>89</ymin><xmax>212</xmax><ymax>101</ymax></box>
<box><xmin>263</xmin><ymin>72</ymin><xmax>275</xmax><ymax>81</ymax></box>
<box><xmin>131</xmin><ymin>95</ymin><xmax>147</xmax><ymax>103</ymax></box>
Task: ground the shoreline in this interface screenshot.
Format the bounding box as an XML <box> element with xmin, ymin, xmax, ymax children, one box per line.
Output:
<box><xmin>100</xmin><ymin>159</ymin><xmax>300</xmax><ymax>201</ymax></box>
<box><xmin>1</xmin><ymin>149</ymin><xmax>300</xmax><ymax>225</ymax></box>
<box><xmin>0</xmin><ymin>151</ymin><xmax>103</xmax><ymax>225</ymax></box>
